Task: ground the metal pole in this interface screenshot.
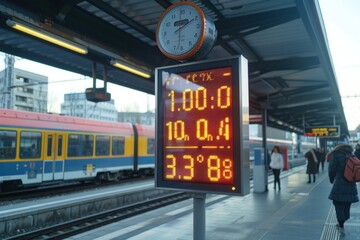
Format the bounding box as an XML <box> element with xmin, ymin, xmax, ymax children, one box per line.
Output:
<box><xmin>193</xmin><ymin>193</ymin><xmax>206</xmax><ymax>240</ymax></box>
<box><xmin>92</xmin><ymin>62</ymin><xmax>96</xmax><ymax>90</ymax></box>
<box><xmin>262</xmin><ymin>108</ymin><xmax>268</xmax><ymax>192</ymax></box>
<box><xmin>103</xmin><ymin>65</ymin><xmax>107</xmax><ymax>92</ymax></box>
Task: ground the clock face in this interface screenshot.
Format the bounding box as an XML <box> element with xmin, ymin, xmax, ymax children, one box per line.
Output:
<box><xmin>156</xmin><ymin>3</ymin><xmax>205</xmax><ymax>59</ymax></box>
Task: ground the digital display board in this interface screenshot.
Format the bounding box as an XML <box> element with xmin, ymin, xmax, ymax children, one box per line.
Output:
<box><xmin>304</xmin><ymin>126</ymin><xmax>340</xmax><ymax>137</ymax></box>
<box><xmin>155</xmin><ymin>56</ymin><xmax>250</xmax><ymax>195</ymax></box>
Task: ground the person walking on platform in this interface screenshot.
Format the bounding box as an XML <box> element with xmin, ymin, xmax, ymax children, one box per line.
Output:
<box><xmin>269</xmin><ymin>146</ymin><xmax>284</xmax><ymax>190</ymax></box>
<box><xmin>328</xmin><ymin>144</ymin><xmax>359</xmax><ymax>236</ymax></box>
<box><xmin>315</xmin><ymin>148</ymin><xmax>321</xmax><ymax>173</ymax></box>
<box><xmin>354</xmin><ymin>144</ymin><xmax>360</xmax><ymax>159</ymax></box>
<box><xmin>304</xmin><ymin>149</ymin><xmax>317</xmax><ymax>183</ymax></box>
<box><xmin>319</xmin><ymin>147</ymin><xmax>327</xmax><ymax>171</ymax></box>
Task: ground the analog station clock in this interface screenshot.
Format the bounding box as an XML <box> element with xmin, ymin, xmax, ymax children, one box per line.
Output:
<box><xmin>156</xmin><ymin>2</ymin><xmax>217</xmax><ymax>61</ymax></box>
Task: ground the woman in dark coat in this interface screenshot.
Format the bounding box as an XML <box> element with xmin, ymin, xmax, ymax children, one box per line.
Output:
<box><xmin>328</xmin><ymin>144</ymin><xmax>359</xmax><ymax>236</ymax></box>
<box><xmin>354</xmin><ymin>144</ymin><xmax>360</xmax><ymax>159</ymax></box>
<box><xmin>304</xmin><ymin>149</ymin><xmax>318</xmax><ymax>183</ymax></box>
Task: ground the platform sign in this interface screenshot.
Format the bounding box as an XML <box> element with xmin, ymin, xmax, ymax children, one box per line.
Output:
<box><xmin>155</xmin><ymin>56</ymin><xmax>250</xmax><ymax>196</ymax></box>
<box><xmin>304</xmin><ymin>126</ymin><xmax>340</xmax><ymax>137</ymax></box>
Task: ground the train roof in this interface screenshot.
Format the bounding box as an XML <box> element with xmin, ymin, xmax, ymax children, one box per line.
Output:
<box><xmin>0</xmin><ymin>109</ymin><xmax>134</xmax><ymax>135</ymax></box>
<box><xmin>134</xmin><ymin>124</ymin><xmax>154</xmax><ymax>137</ymax></box>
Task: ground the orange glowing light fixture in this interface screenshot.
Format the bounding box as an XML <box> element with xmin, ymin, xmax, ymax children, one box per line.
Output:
<box><xmin>110</xmin><ymin>59</ymin><xmax>151</xmax><ymax>79</ymax></box>
<box><xmin>6</xmin><ymin>19</ymin><xmax>88</xmax><ymax>55</ymax></box>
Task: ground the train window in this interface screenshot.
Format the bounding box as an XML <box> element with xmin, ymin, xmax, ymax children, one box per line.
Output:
<box><xmin>0</xmin><ymin>130</ymin><xmax>17</xmax><ymax>160</ymax></box>
<box><xmin>68</xmin><ymin>134</ymin><xmax>80</xmax><ymax>157</ymax></box>
<box><xmin>68</xmin><ymin>134</ymin><xmax>94</xmax><ymax>157</ymax></box>
<box><xmin>96</xmin><ymin>135</ymin><xmax>110</xmax><ymax>156</ymax></box>
<box><xmin>82</xmin><ymin>135</ymin><xmax>94</xmax><ymax>156</ymax></box>
<box><xmin>47</xmin><ymin>135</ymin><xmax>53</xmax><ymax>157</ymax></box>
<box><xmin>20</xmin><ymin>131</ymin><xmax>42</xmax><ymax>159</ymax></box>
<box><xmin>147</xmin><ymin>138</ymin><xmax>155</xmax><ymax>154</ymax></box>
<box><xmin>58</xmin><ymin>135</ymin><xmax>63</xmax><ymax>156</ymax></box>
<box><xmin>112</xmin><ymin>136</ymin><xmax>125</xmax><ymax>155</ymax></box>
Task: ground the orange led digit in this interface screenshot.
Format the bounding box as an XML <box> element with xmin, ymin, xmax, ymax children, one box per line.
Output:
<box><xmin>208</xmin><ymin>155</ymin><xmax>221</xmax><ymax>181</ymax></box>
<box><xmin>196</xmin><ymin>119</ymin><xmax>208</xmax><ymax>140</ymax></box>
<box><xmin>165</xmin><ymin>154</ymin><xmax>176</xmax><ymax>179</ymax></box>
<box><xmin>195</xmin><ymin>87</ymin><xmax>207</xmax><ymax>110</ymax></box>
<box><xmin>183</xmin><ymin>89</ymin><xmax>193</xmax><ymax>111</ymax></box>
<box><xmin>156</xmin><ymin>56</ymin><xmax>250</xmax><ymax>196</ymax></box>
<box><xmin>183</xmin><ymin>155</ymin><xmax>194</xmax><ymax>180</ymax></box>
<box><xmin>223</xmin><ymin>159</ymin><xmax>232</xmax><ymax>179</ymax></box>
<box><xmin>218</xmin><ymin>85</ymin><xmax>231</xmax><ymax>108</ymax></box>
<box><xmin>168</xmin><ymin>90</ymin><xmax>175</xmax><ymax>112</ymax></box>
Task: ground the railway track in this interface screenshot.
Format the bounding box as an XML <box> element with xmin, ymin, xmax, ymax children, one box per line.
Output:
<box><xmin>4</xmin><ymin>192</ymin><xmax>190</xmax><ymax>240</ymax></box>
<box><xmin>0</xmin><ymin>176</ymin><xmax>152</xmax><ymax>205</ymax></box>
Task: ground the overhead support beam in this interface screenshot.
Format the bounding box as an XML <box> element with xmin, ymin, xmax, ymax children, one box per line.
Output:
<box><xmin>56</xmin><ymin>1</ymin><xmax>84</xmax><ymax>21</ymax></box>
<box><xmin>216</xmin><ymin>38</ymin><xmax>238</xmax><ymax>55</ymax></box>
<box><xmin>260</xmin><ymin>78</ymin><xmax>277</xmax><ymax>90</ymax></box>
<box><xmin>86</xmin><ymin>0</ymin><xmax>156</xmax><ymax>42</ymax></box>
<box><xmin>217</xmin><ymin>7</ymin><xmax>299</xmax><ymax>36</ymax></box>
<box><xmin>249</xmin><ymin>56</ymin><xmax>320</xmax><ymax>73</ymax></box>
<box><xmin>267</xmin><ymin>77</ymin><xmax>289</xmax><ymax>89</ymax></box>
<box><xmin>276</xmin><ymin>105</ymin><xmax>339</xmax><ymax>114</ymax></box>
<box><xmin>274</xmin><ymin>93</ymin><xmax>332</xmax><ymax>109</ymax></box>
<box><xmin>266</xmin><ymin>84</ymin><xmax>329</xmax><ymax>100</ymax></box>
<box><xmin>154</xmin><ymin>0</ymin><xmax>172</xmax><ymax>9</ymax></box>
<box><xmin>267</xmin><ymin>115</ymin><xmax>303</xmax><ymax>133</ymax></box>
<box><xmin>233</xmin><ymin>37</ymin><xmax>260</xmax><ymax>61</ymax></box>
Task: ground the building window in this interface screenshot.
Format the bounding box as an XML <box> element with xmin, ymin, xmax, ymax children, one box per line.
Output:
<box><xmin>16</xmin><ymin>96</ymin><xmax>27</xmax><ymax>102</ymax></box>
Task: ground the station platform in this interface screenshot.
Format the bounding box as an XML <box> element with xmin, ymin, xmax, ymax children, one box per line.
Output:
<box><xmin>69</xmin><ymin>165</ymin><xmax>360</xmax><ymax>240</ymax></box>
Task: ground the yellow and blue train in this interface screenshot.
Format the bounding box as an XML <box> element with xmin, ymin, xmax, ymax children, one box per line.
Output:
<box><xmin>0</xmin><ymin>109</ymin><xmax>154</xmax><ymax>192</ymax></box>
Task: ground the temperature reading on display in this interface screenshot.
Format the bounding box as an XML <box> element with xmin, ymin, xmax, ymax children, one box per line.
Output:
<box><xmin>162</xmin><ymin>67</ymin><xmax>234</xmax><ymax>184</ymax></box>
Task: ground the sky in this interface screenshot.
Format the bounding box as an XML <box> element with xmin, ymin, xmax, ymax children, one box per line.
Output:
<box><xmin>318</xmin><ymin>0</ymin><xmax>360</xmax><ymax>131</ymax></box>
<box><xmin>0</xmin><ymin>0</ymin><xmax>359</xmax><ymax>130</ymax></box>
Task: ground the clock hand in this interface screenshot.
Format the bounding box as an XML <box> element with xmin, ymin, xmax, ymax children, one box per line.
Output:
<box><xmin>174</xmin><ymin>19</ymin><xmax>194</xmax><ymax>34</ymax></box>
<box><xmin>177</xmin><ymin>12</ymin><xmax>181</xmax><ymax>48</ymax></box>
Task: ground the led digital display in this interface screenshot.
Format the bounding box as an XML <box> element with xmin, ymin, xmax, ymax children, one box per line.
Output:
<box><xmin>156</xmin><ymin>56</ymin><xmax>250</xmax><ymax>195</ymax></box>
<box><xmin>163</xmin><ymin>66</ymin><xmax>233</xmax><ymax>184</ymax></box>
<box><xmin>304</xmin><ymin>126</ymin><xmax>340</xmax><ymax>137</ymax></box>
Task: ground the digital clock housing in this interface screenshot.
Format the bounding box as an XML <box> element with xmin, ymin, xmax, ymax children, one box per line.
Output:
<box><xmin>155</xmin><ymin>56</ymin><xmax>250</xmax><ymax>195</ymax></box>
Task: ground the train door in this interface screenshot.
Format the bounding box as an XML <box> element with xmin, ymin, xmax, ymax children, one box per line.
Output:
<box><xmin>42</xmin><ymin>132</ymin><xmax>65</xmax><ymax>181</ymax></box>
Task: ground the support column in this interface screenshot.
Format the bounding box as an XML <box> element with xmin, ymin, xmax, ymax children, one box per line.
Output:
<box><xmin>193</xmin><ymin>193</ymin><xmax>206</xmax><ymax>240</ymax></box>
<box><xmin>262</xmin><ymin>108</ymin><xmax>268</xmax><ymax>192</ymax></box>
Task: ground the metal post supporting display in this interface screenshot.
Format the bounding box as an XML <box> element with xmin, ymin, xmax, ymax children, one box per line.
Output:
<box><xmin>193</xmin><ymin>193</ymin><xmax>206</xmax><ymax>240</ymax></box>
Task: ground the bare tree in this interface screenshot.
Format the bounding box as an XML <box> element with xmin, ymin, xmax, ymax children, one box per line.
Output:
<box><xmin>48</xmin><ymin>92</ymin><xmax>60</xmax><ymax>113</ymax></box>
<box><xmin>122</xmin><ymin>102</ymin><xmax>140</xmax><ymax>112</ymax></box>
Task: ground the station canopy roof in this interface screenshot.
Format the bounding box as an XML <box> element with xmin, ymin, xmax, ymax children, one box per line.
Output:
<box><xmin>0</xmin><ymin>0</ymin><xmax>349</xmax><ymax>138</ymax></box>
